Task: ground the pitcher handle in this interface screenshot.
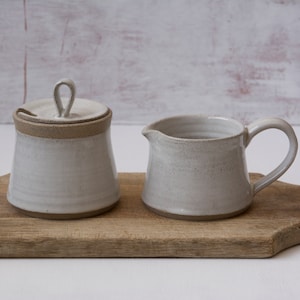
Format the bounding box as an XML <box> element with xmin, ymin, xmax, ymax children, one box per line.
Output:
<box><xmin>245</xmin><ymin>118</ymin><xmax>298</xmax><ymax>195</ymax></box>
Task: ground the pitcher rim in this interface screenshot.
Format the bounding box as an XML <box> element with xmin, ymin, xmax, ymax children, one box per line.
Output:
<box><xmin>142</xmin><ymin>114</ymin><xmax>246</xmax><ymax>142</ymax></box>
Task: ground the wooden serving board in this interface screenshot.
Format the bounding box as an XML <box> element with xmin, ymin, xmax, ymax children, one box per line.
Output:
<box><xmin>1</xmin><ymin>173</ymin><xmax>300</xmax><ymax>258</ymax></box>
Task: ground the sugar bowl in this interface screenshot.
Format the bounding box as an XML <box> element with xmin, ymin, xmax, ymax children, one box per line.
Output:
<box><xmin>7</xmin><ymin>79</ymin><xmax>120</xmax><ymax>219</ymax></box>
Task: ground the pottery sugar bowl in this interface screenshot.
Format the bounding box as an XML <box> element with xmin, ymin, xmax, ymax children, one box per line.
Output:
<box><xmin>7</xmin><ymin>79</ymin><xmax>120</xmax><ymax>219</ymax></box>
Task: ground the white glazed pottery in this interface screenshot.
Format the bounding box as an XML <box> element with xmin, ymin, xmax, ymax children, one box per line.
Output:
<box><xmin>142</xmin><ymin>115</ymin><xmax>298</xmax><ymax>220</ymax></box>
<box><xmin>7</xmin><ymin>79</ymin><xmax>120</xmax><ymax>219</ymax></box>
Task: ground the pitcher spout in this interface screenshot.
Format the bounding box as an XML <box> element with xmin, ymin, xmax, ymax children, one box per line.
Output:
<box><xmin>142</xmin><ymin>126</ymin><xmax>160</xmax><ymax>141</ymax></box>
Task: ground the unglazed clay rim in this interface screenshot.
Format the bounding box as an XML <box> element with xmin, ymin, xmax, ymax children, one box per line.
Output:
<box><xmin>143</xmin><ymin>114</ymin><xmax>246</xmax><ymax>142</ymax></box>
<box><xmin>13</xmin><ymin>109</ymin><xmax>112</xmax><ymax>139</ymax></box>
<box><xmin>143</xmin><ymin>201</ymin><xmax>252</xmax><ymax>221</ymax></box>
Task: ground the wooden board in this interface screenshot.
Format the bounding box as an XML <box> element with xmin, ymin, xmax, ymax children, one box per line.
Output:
<box><xmin>1</xmin><ymin>173</ymin><xmax>300</xmax><ymax>258</ymax></box>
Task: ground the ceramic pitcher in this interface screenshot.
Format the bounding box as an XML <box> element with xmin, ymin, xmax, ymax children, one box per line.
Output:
<box><xmin>7</xmin><ymin>79</ymin><xmax>120</xmax><ymax>219</ymax></box>
<box><xmin>142</xmin><ymin>115</ymin><xmax>298</xmax><ymax>220</ymax></box>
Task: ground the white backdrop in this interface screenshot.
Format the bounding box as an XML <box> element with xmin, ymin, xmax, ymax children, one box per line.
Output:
<box><xmin>0</xmin><ymin>0</ymin><xmax>300</xmax><ymax>124</ymax></box>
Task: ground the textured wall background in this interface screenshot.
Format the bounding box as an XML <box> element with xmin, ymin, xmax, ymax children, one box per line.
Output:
<box><xmin>0</xmin><ymin>0</ymin><xmax>300</xmax><ymax>124</ymax></box>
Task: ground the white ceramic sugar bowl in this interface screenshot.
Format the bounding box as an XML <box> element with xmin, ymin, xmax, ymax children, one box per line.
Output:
<box><xmin>7</xmin><ymin>79</ymin><xmax>120</xmax><ymax>219</ymax></box>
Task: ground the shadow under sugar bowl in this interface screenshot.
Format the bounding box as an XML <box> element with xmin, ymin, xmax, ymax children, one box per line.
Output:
<box><xmin>7</xmin><ymin>79</ymin><xmax>120</xmax><ymax>219</ymax></box>
<box><xmin>142</xmin><ymin>115</ymin><xmax>298</xmax><ymax>220</ymax></box>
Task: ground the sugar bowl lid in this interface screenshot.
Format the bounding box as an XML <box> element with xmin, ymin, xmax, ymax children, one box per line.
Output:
<box><xmin>14</xmin><ymin>79</ymin><xmax>112</xmax><ymax>139</ymax></box>
<box><xmin>17</xmin><ymin>79</ymin><xmax>109</xmax><ymax>123</ymax></box>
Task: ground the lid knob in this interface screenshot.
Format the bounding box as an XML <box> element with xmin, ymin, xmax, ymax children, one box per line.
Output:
<box><xmin>54</xmin><ymin>79</ymin><xmax>76</xmax><ymax>118</ymax></box>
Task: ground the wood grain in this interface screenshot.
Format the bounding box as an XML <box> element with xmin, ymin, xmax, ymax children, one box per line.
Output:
<box><xmin>1</xmin><ymin>173</ymin><xmax>300</xmax><ymax>258</ymax></box>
